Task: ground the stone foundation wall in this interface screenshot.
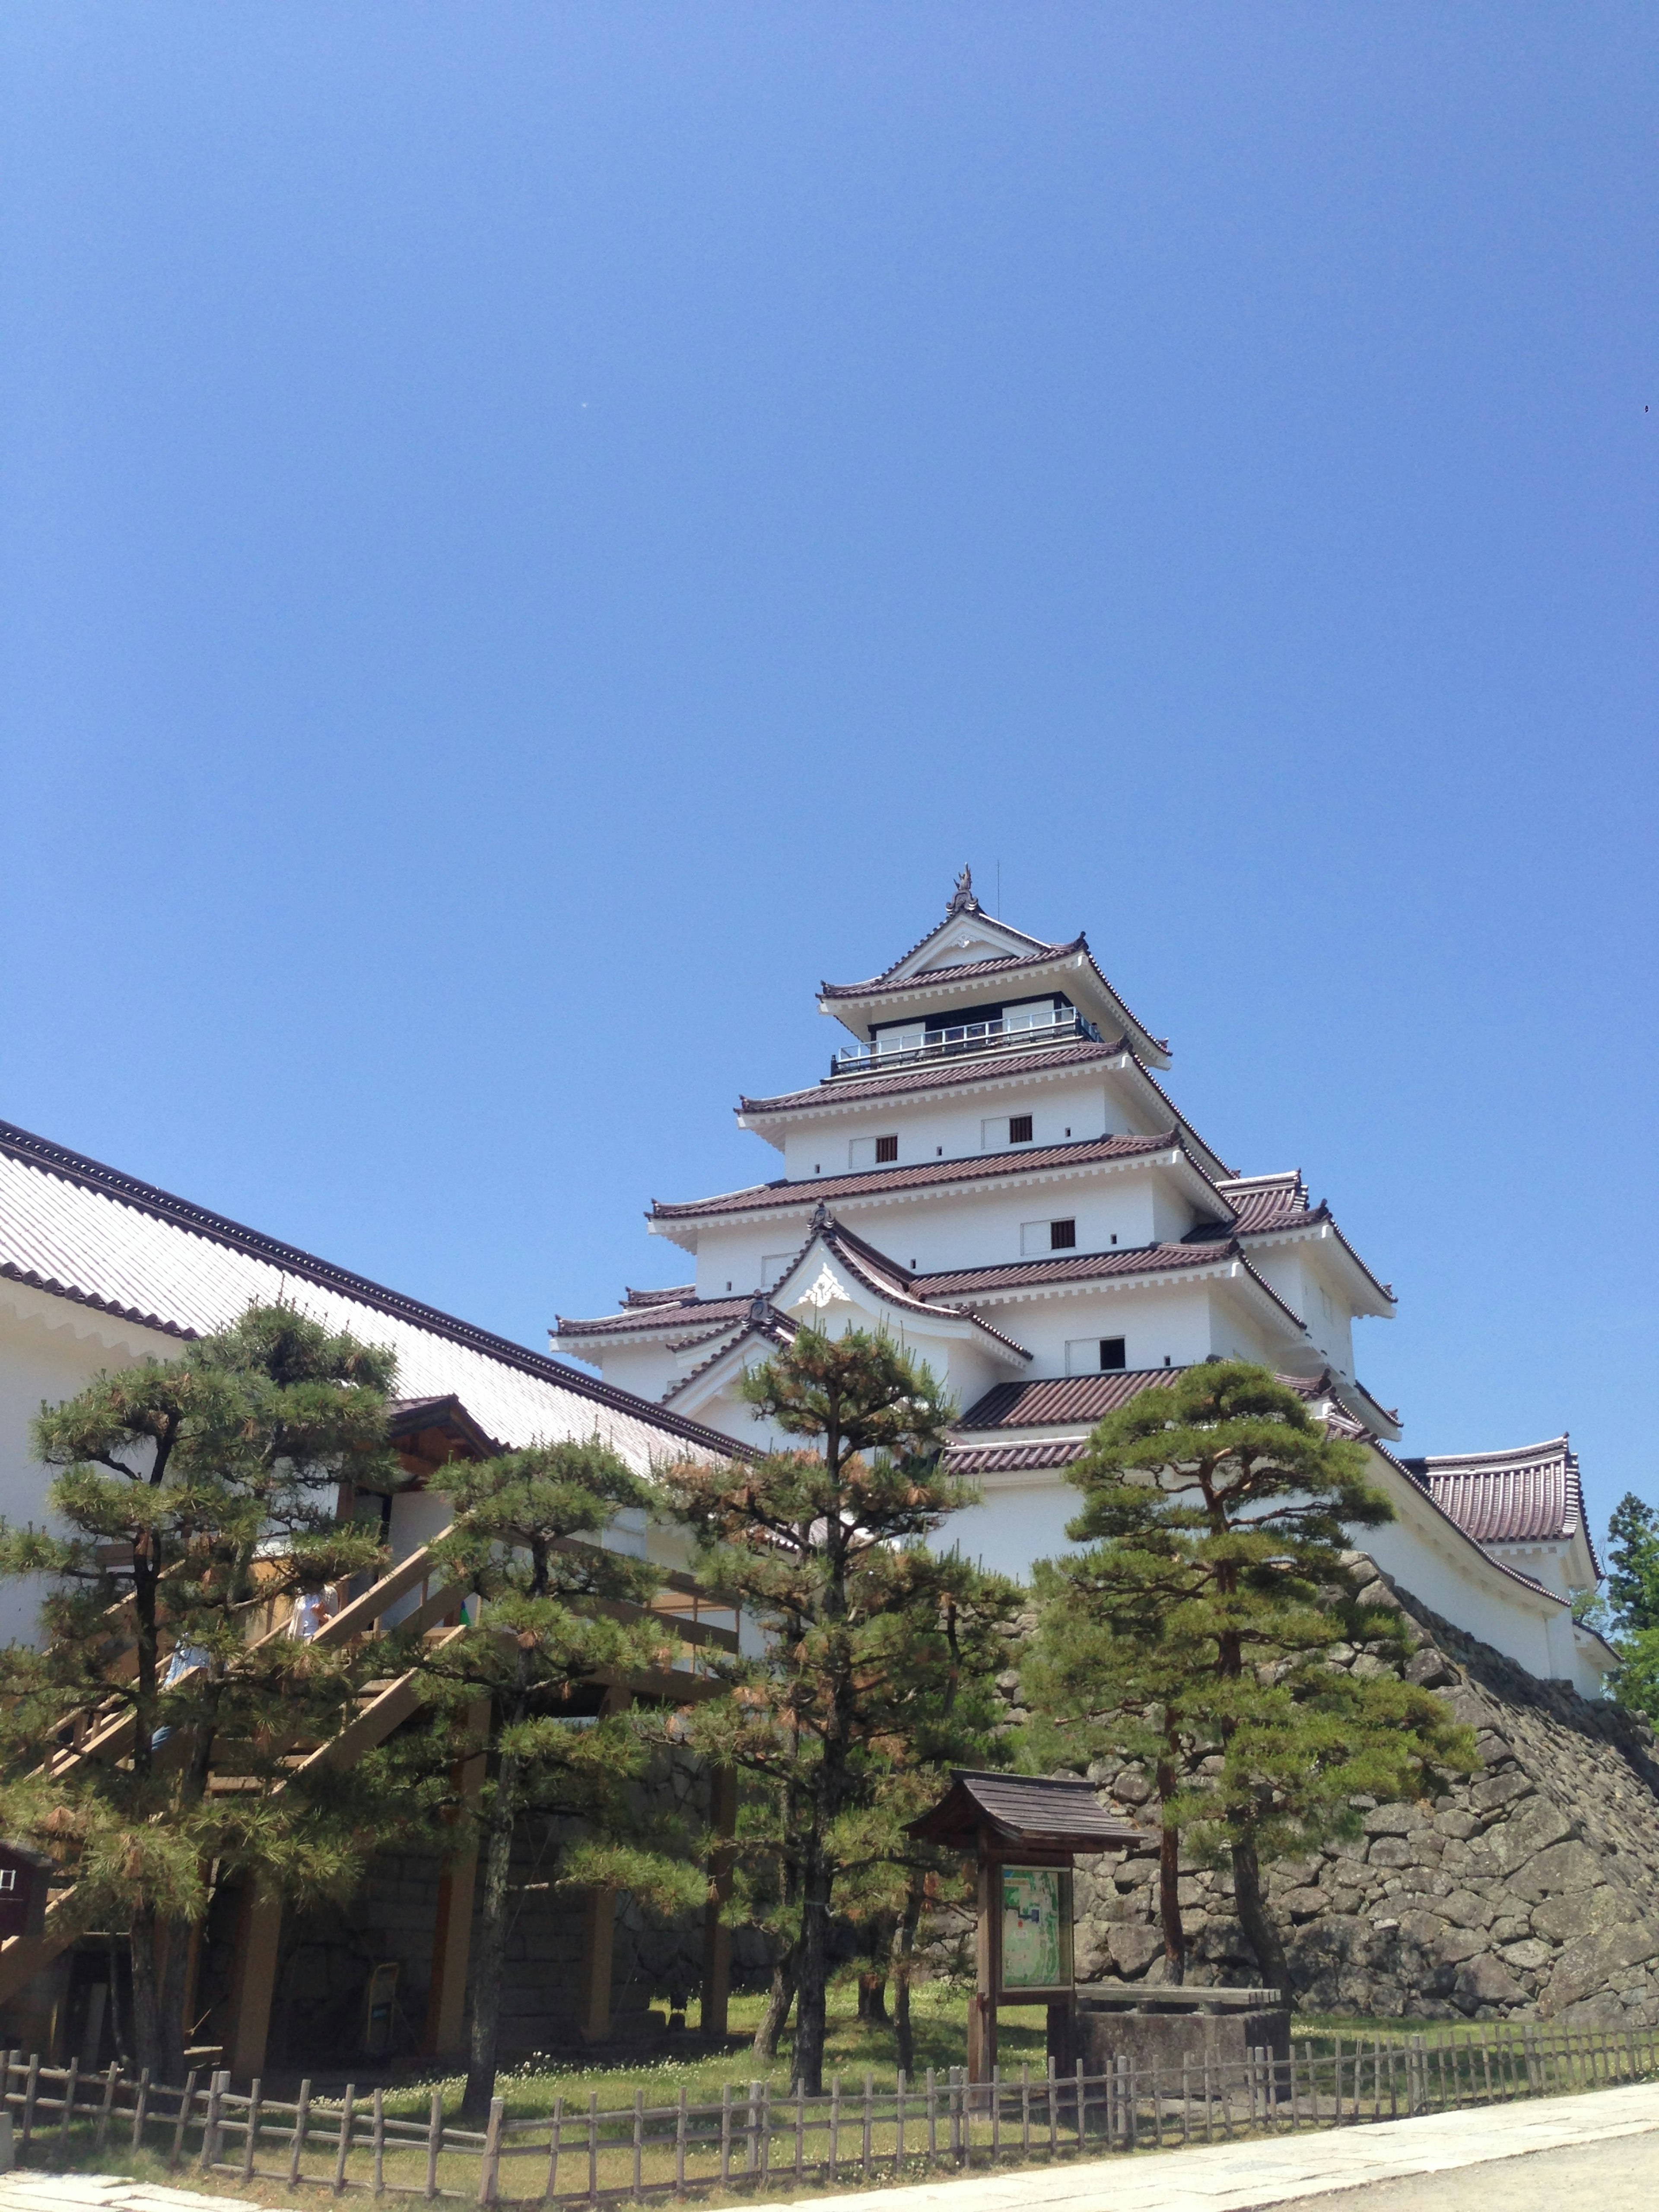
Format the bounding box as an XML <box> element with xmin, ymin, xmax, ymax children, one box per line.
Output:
<box><xmin>1062</xmin><ymin>1561</ymin><xmax>1659</xmax><ymax>2025</ymax></box>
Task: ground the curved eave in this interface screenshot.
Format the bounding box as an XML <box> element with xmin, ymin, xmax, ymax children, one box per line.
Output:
<box><xmin>1239</xmin><ymin>1213</ymin><xmax>1397</xmax><ymax>1319</ymax></box>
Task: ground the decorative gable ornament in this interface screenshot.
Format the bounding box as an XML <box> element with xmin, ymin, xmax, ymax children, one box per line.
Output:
<box><xmin>793</xmin><ymin>1265</ymin><xmax>851</xmax><ymax>1312</ymax></box>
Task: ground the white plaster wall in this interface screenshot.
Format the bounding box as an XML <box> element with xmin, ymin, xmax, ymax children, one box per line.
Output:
<box><xmin>776</xmin><ymin>1074</ymin><xmax>1125</xmax><ymax>1182</ymax></box>
<box><xmin>0</xmin><ymin>1288</ymin><xmax>174</xmax><ymax>1647</ymax></box>
<box><xmin>681</xmin><ymin>1160</ymin><xmax>1203</xmax><ymax>1296</ymax></box>
<box><xmin>580</xmin><ymin>1338</ymin><xmax>678</xmax><ymax>1403</ymax></box>
<box><xmin>1243</xmin><ymin>1247</ymin><xmax>1358</xmax><ymax>1375</ymax></box>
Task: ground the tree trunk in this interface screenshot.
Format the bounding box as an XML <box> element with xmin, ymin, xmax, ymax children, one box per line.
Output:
<box><xmin>157</xmin><ymin>1914</ymin><xmax>193</xmax><ymax>2086</ymax></box>
<box><xmin>130</xmin><ymin>1904</ymin><xmax>163</xmax><ymax>2082</ymax></box>
<box><xmin>1157</xmin><ymin>1818</ymin><xmax>1185</xmax><ymax>1985</ymax></box>
<box><xmin>856</xmin><ymin>1967</ymin><xmax>888</xmax><ymax>2022</ymax></box>
<box><xmin>752</xmin><ymin>1954</ymin><xmax>795</xmax><ymax>2060</ymax></box>
<box><xmin>1230</xmin><ymin>1832</ymin><xmax>1290</xmax><ymax>1994</ymax></box>
<box><xmin>792</xmin><ymin>1854</ymin><xmax>833</xmax><ymax>2095</ymax></box>
<box><xmin>461</xmin><ymin>1747</ymin><xmax>518</xmax><ymax>2125</ymax></box>
<box><xmin>891</xmin><ymin>1874</ymin><xmax>925</xmax><ymax>2077</ymax></box>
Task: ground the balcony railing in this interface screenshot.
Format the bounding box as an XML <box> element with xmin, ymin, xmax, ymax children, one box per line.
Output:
<box><xmin>831</xmin><ymin>1005</ymin><xmax>1102</xmax><ymax>1077</ymax></box>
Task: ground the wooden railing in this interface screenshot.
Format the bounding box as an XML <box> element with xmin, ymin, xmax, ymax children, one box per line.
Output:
<box><xmin>4</xmin><ymin>2019</ymin><xmax>1659</xmax><ymax>2203</ymax></box>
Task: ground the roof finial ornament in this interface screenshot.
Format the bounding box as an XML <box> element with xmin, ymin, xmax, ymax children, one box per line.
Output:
<box><xmin>947</xmin><ymin>863</ymin><xmax>980</xmax><ymax>916</ymax></box>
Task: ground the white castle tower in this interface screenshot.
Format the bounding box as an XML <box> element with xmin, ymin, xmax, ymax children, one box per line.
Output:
<box><xmin>554</xmin><ymin>873</ymin><xmax>1610</xmax><ymax>1695</ymax></box>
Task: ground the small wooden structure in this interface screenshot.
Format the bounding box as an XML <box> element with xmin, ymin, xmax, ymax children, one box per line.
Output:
<box><xmin>908</xmin><ymin>1771</ymin><xmax>1145</xmax><ymax>2084</ymax></box>
<box><xmin>0</xmin><ymin>1845</ymin><xmax>53</xmax><ymax>1944</ymax></box>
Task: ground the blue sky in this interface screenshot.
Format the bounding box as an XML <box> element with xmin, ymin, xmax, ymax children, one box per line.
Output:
<box><xmin>2</xmin><ymin>6</ymin><xmax>1654</xmax><ymax>1545</ymax></box>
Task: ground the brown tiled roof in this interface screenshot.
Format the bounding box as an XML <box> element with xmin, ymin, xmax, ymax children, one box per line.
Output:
<box><xmin>821</xmin><ymin>939</ymin><xmax>1084</xmax><ymax>1001</ymax></box>
<box><xmin>960</xmin><ymin>1370</ymin><xmax>1184</xmax><ymax>1429</ymax></box>
<box><xmin>1215</xmin><ymin>1173</ymin><xmax>1311</xmax><ymax>1232</ymax></box>
<box><xmin>944</xmin><ymin>1438</ymin><xmax>1093</xmax><ymax>1474</ymax></box>
<box><xmin>908</xmin><ymin>1769</ymin><xmax>1146</xmax><ymax>1852</ymax></box>
<box><xmin>1402</xmin><ymin>1438</ymin><xmax>1599</xmax><ymax>1576</ymax></box>
<box><xmin>555</xmin><ymin>1294</ymin><xmax>753</xmax><ymax>1340</ymax></box>
<box><xmin>623</xmin><ymin>1284</ymin><xmax>696</xmax><ymax>1307</ymax></box>
<box><xmin>649</xmin><ymin>1131</ymin><xmax>1179</xmax><ymax>1224</ymax></box>
<box><xmin>920</xmin><ymin>1240</ymin><xmax>1217</xmax><ymax>1298</ymax></box>
<box><xmin>958</xmin><ymin>1365</ymin><xmax>1352</xmax><ymax>1434</ymax></box>
<box><xmin>739</xmin><ymin>1037</ymin><xmax>1131</xmax><ymax>1116</ymax></box>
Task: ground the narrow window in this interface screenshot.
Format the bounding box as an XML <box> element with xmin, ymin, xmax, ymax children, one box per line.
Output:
<box><xmin>1100</xmin><ymin>1338</ymin><xmax>1126</xmax><ymax>1371</ymax></box>
<box><xmin>1009</xmin><ymin>1114</ymin><xmax>1034</xmax><ymax>1144</ymax></box>
<box><xmin>875</xmin><ymin>1134</ymin><xmax>898</xmax><ymax>1163</ymax></box>
<box><xmin>1049</xmin><ymin>1218</ymin><xmax>1076</xmax><ymax>1250</ymax></box>
<box><xmin>0</xmin><ymin>1869</ymin><xmax>15</xmax><ymax>1894</ymax></box>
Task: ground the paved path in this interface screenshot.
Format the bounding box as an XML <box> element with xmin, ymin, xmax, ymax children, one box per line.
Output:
<box><xmin>1</xmin><ymin>2081</ymin><xmax>1657</xmax><ymax>2212</ymax></box>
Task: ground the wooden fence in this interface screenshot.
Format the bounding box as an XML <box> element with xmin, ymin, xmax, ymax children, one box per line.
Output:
<box><xmin>3</xmin><ymin>2019</ymin><xmax>1657</xmax><ymax>2205</ymax></box>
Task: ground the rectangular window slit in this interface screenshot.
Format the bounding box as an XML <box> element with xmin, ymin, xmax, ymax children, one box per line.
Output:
<box><xmin>874</xmin><ymin>1135</ymin><xmax>898</xmax><ymax>1163</ymax></box>
<box><xmin>1009</xmin><ymin>1115</ymin><xmax>1033</xmax><ymax>1144</ymax></box>
<box><xmin>1049</xmin><ymin>1219</ymin><xmax>1076</xmax><ymax>1250</ymax></box>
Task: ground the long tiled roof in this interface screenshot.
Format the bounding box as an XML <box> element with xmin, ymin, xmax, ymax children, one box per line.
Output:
<box><xmin>1402</xmin><ymin>1438</ymin><xmax>1600</xmax><ymax>1576</ymax></box>
<box><xmin>944</xmin><ymin>1438</ymin><xmax>1094</xmax><ymax>1475</ymax></box>
<box><xmin>649</xmin><ymin>1131</ymin><xmax>1180</xmax><ymax>1223</ymax></box>
<box><xmin>0</xmin><ymin>1119</ymin><xmax>737</xmax><ymax>1466</ymax></box>
<box><xmin>917</xmin><ymin>1241</ymin><xmax>1310</xmax><ymax>1341</ymax></box>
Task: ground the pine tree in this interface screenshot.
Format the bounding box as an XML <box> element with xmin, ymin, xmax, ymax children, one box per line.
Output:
<box><xmin>1597</xmin><ymin>1493</ymin><xmax>1659</xmax><ymax>1719</ymax></box>
<box><xmin>397</xmin><ymin>1440</ymin><xmax>705</xmax><ymax>2123</ymax></box>
<box><xmin>1021</xmin><ymin>1361</ymin><xmax>1474</xmax><ymax>1991</ymax></box>
<box><xmin>0</xmin><ymin>1303</ymin><xmax>406</xmax><ymax>2082</ymax></box>
<box><xmin>658</xmin><ymin>1324</ymin><xmax>1017</xmax><ymax>2095</ymax></box>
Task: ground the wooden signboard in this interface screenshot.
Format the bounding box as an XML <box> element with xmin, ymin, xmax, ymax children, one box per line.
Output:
<box><xmin>908</xmin><ymin>1770</ymin><xmax>1144</xmax><ymax>2085</ymax></box>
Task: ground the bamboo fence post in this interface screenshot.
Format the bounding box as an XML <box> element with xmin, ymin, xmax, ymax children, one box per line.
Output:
<box><xmin>1182</xmin><ymin>2056</ymin><xmax>1192</xmax><ymax>2143</ymax></box>
<box><xmin>1021</xmin><ymin>2064</ymin><xmax>1030</xmax><ymax>2154</ymax></box>
<box><xmin>1046</xmin><ymin>2056</ymin><xmax>1057</xmax><ymax>2155</ymax></box>
<box><xmin>1074</xmin><ymin>2057</ymin><xmax>1085</xmax><ymax>2150</ymax></box>
<box><xmin>291</xmin><ymin>2080</ymin><xmax>313</xmax><ymax>2189</ymax></box>
<box><xmin>588</xmin><ymin>2091</ymin><xmax>598</xmax><ymax>2204</ymax></box>
<box><xmin>479</xmin><ymin>2097</ymin><xmax>505</xmax><ymax>2208</ymax></box>
<box><xmin>759</xmin><ymin>2084</ymin><xmax>771</xmax><ymax>2183</ymax></box>
<box><xmin>0</xmin><ymin>2053</ymin><xmax>11</xmax><ymax>2131</ymax></box>
<box><xmin>246</xmin><ymin>2080</ymin><xmax>264</xmax><ymax>2184</ymax></box>
<box><xmin>961</xmin><ymin>2067</ymin><xmax>972</xmax><ymax>2170</ymax></box>
<box><xmin>333</xmin><ymin>2085</ymin><xmax>356</xmax><ymax>2197</ymax></box>
<box><xmin>427</xmin><ymin>2088</ymin><xmax>444</xmax><ymax>2202</ymax></box>
<box><xmin>828</xmin><ymin>2078</ymin><xmax>840</xmax><ymax>2179</ymax></box>
<box><xmin>168</xmin><ymin>2070</ymin><xmax>198</xmax><ymax>2170</ymax></box>
<box><xmin>1202</xmin><ymin>2051</ymin><xmax>1214</xmax><ymax>2144</ymax></box>
<box><xmin>894</xmin><ymin>2072</ymin><xmax>905</xmax><ymax>2170</ymax></box>
<box><xmin>718</xmin><ymin>2085</ymin><xmax>731</xmax><ymax>2190</ymax></box>
<box><xmin>130</xmin><ymin>2067</ymin><xmax>151</xmax><ymax>2154</ymax></box>
<box><xmin>95</xmin><ymin>2059</ymin><xmax>119</xmax><ymax>2155</ymax></box>
<box><xmin>990</xmin><ymin>2066</ymin><xmax>1000</xmax><ymax>2158</ymax></box>
<box><xmin>199</xmin><ymin>2070</ymin><xmax>223</xmax><ymax>2171</ymax></box>
<box><xmin>861</xmin><ymin>2072</ymin><xmax>872</xmax><ymax>2180</ymax></box>
<box><xmin>372</xmin><ymin>2087</ymin><xmax>386</xmax><ymax>2198</ymax></box>
<box><xmin>1220</xmin><ymin>2055</ymin><xmax>1234</xmax><ymax>2140</ymax></box>
<box><xmin>631</xmin><ymin>2088</ymin><xmax>644</xmax><ymax>2201</ymax></box>
<box><xmin>678</xmin><ymin>2086</ymin><xmax>689</xmax><ymax>2196</ymax></box>
<box><xmin>791</xmin><ymin>2079</ymin><xmax>804</xmax><ymax>2183</ymax></box>
<box><xmin>19</xmin><ymin>2053</ymin><xmax>39</xmax><ymax>2154</ymax></box>
<box><xmin>1288</xmin><ymin>2044</ymin><xmax>1300</xmax><ymax>2133</ymax></box>
<box><xmin>744</xmin><ymin>2081</ymin><xmax>758</xmax><ymax>2177</ymax></box>
<box><xmin>59</xmin><ymin>2056</ymin><xmax>79</xmax><ymax>2150</ymax></box>
<box><xmin>927</xmin><ymin>2067</ymin><xmax>938</xmax><ymax>2158</ymax></box>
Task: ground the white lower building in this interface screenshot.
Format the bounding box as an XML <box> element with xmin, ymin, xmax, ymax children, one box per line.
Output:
<box><xmin>555</xmin><ymin>872</ymin><xmax>1616</xmax><ymax>1700</ymax></box>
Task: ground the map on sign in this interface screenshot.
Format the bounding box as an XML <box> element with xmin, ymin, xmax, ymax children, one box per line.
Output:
<box><xmin>1000</xmin><ymin>1865</ymin><xmax>1072</xmax><ymax>1992</ymax></box>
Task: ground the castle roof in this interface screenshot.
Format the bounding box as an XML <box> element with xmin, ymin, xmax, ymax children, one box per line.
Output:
<box><xmin>648</xmin><ymin>1130</ymin><xmax>1189</xmax><ymax>1226</ymax></box>
<box><xmin>1401</xmin><ymin>1438</ymin><xmax>1600</xmax><ymax>1577</ymax></box>
<box><xmin>0</xmin><ymin>1119</ymin><xmax>737</xmax><ymax>1467</ymax></box>
<box><xmin>817</xmin><ymin>878</ymin><xmax>1170</xmax><ymax>1067</ymax></box>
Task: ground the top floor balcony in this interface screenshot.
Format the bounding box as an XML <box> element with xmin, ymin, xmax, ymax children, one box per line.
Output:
<box><xmin>830</xmin><ymin>1003</ymin><xmax>1104</xmax><ymax>1079</ymax></box>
